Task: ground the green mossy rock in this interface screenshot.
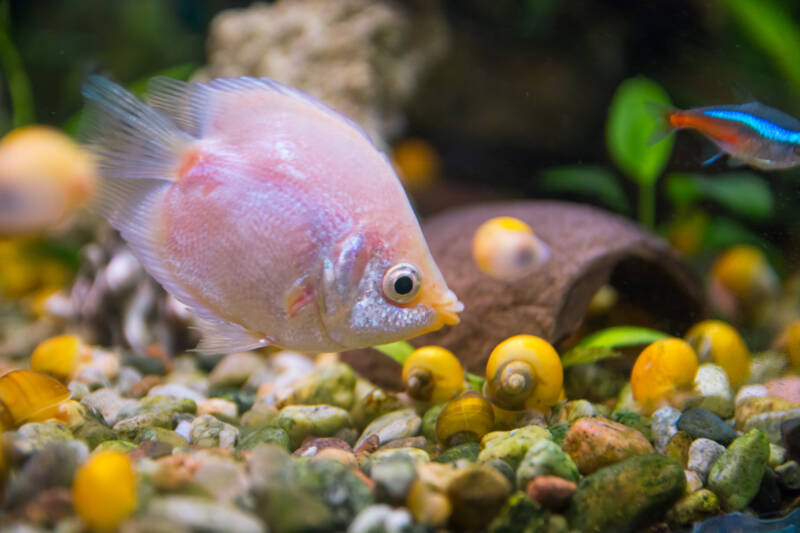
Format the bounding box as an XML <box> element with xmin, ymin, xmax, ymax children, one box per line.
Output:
<box><xmin>707</xmin><ymin>429</ymin><xmax>770</xmax><ymax>511</ymax></box>
<box><xmin>237</xmin><ymin>426</ymin><xmax>291</xmax><ymax>452</ymax></box>
<box><xmin>488</xmin><ymin>492</ymin><xmax>549</xmax><ymax>533</ymax></box>
<box><xmin>567</xmin><ymin>454</ymin><xmax>685</xmax><ymax>533</ymax></box>
<box><xmin>73</xmin><ymin>419</ymin><xmax>118</xmax><ymax>450</ymax></box>
<box><xmin>277</xmin><ymin>404</ymin><xmax>351</xmax><ymax>448</ymax></box>
<box><xmin>516</xmin><ymin>439</ymin><xmax>580</xmax><ymax>489</ymax></box>
<box><xmin>434</xmin><ymin>441</ymin><xmax>480</xmax><ymax>463</ymax></box>
<box><xmin>665</xmin><ymin>489</ymin><xmax>719</xmax><ymax>529</ymax></box>
<box><xmin>478</xmin><ymin>425</ymin><xmax>552</xmax><ymax>470</ymax></box>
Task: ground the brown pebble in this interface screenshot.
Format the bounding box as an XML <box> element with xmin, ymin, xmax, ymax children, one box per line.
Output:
<box><xmin>130</xmin><ymin>440</ymin><xmax>173</xmax><ymax>460</ymax></box>
<box><xmin>128</xmin><ymin>375</ymin><xmax>162</xmax><ymax>398</ymax></box>
<box><xmin>525</xmin><ymin>476</ymin><xmax>576</xmax><ymax>510</ymax></box>
<box><xmin>312</xmin><ymin>448</ymin><xmax>359</xmax><ymax>469</ymax></box>
<box><xmin>23</xmin><ymin>487</ymin><xmax>72</xmax><ymax>526</ymax></box>
<box><xmin>294</xmin><ymin>437</ymin><xmax>352</xmax><ymax>456</ymax></box>
<box><xmin>354</xmin><ymin>434</ymin><xmax>380</xmax><ymax>454</ymax></box>
<box><xmin>562</xmin><ymin>417</ymin><xmax>654</xmax><ymax>474</ymax></box>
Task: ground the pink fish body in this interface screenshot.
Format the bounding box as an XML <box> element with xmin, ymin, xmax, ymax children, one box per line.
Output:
<box><xmin>82</xmin><ymin>76</ymin><xmax>462</xmax><ymax>353</ymax></box>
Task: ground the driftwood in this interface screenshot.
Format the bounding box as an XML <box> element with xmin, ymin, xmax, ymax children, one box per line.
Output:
<box><xmin>342</xmin><ymin>201</ymin><xmax>707</xmax><ymax>388</ymax></box>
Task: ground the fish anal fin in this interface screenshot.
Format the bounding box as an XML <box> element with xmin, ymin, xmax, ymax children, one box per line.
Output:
<box><xmin>191</xmin><ymin>318</ymin><xmax>271</xmax><ymax>355</ymax></box>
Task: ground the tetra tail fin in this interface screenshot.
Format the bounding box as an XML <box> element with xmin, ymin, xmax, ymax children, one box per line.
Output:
<box><xmin>645</xmin><ymin>101</ymin><xmax>678</xmax><ymax>146</ymax></box>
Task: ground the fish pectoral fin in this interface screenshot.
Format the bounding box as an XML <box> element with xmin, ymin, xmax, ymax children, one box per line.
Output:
<box><xmin>192</xmin><ymin>318</ymin><xmax>271</xmax><ymax>355</ymax></box>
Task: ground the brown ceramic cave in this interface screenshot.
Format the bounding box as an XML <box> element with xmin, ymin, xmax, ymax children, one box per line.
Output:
<box><xmin>341</xmin><ymin>201</ymin><xmax>707</xmax><ymax>389</ymax></box>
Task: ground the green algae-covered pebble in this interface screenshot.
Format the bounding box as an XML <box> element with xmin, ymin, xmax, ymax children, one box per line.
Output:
<box><xmin>354</xmin><ymin>408</ymin><xmax>421</xmax><ymax>450</ymax></box>
<box><xmin>363</xmin><ymin>448</ymin><xmax>430</xmax><ymax>476</ymax></box>
<box><xmin>285</xmin><ymin>362</ymin><xmax>356</xmax><ymax>410</ymax></box>
<box><xmin>73</xmin><ymin>419</ymin><xmax>118</xmax><ymax>450</ymax></box>
<box><xmin>707</xmin><ymin>429</ymin><xmax>769</xmax><ymax>510</ymax></box>
<box><xmin>434</xmin><ymin>441</ymin><xmax>480</xmax><ymax>463</ymax></box>
<box><xmin>665</xmin><ymin>489</ymin><xmax>719</xmax><ymax>529</ymax></box>
<box><xmin>548</xmin><ymin>424</ymin><xmax>569</xmax><ymax>446</ymax></box>
<box><xmin>478</xmin><ymin>425</ymin><xmax>551</xmax><ymax>470</ymax></box>
<box><xmin>421</xmin><ymin>403</ymin><xmax>446</xmax><ymax>443</ymax></box>
<box><xmin>278</xmin><ymin>404</ymin><xmax>351</xmax><ymax>448</ymax></box>
<box><xmin>516</xmin><ymin>439</ymin><xmax>579</xmax><ymax>489</ymax></box>
<box><xmin>14</xmin><ymin>421</ymin><xmax>74</xmax><ymax>454</ymax></box>
<box><xmin>664</xmin><ymin>430</ymin><xmax>693</xmax><ymax>468</ymax></box>
<box><xmin>488</xmin><ymin>492</ymin><xmax>549</xmax><ymax>533</ymax></box>
<box><xmin>237</xmin><ymin>426</ymin><xmax>290</xmax><ymax>452</ymax></box>
<box><xmin>122</xmin><ymin>395</ymin><xmax>197</xmax><ymax>418</ymax></box>
<box><xmin>136</xmin><ymin>426</ymin><xmax>188</xmax><ymax>449</ymax></box>
<box><xmin>567</xmin><ymin>454</ymin><xmax>685</xmax><ymax>533</ymax></box>
<box><xmin>93</xmin><ymin>439</ymin><xmax>137</xmax><ymax>453</ymax></box>
<box><xmin>611</xmin><ymin>410</ymin><xmax>653</xmax><ymax>441</ymax></box>
<box><xmin>446</xmin><ymin>465</ymin><xmax>513</xmax><ymax>531</ymax></box>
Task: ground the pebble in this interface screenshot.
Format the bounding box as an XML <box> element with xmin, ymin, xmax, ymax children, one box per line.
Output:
<box><xmin>687</xmin><ymin>438</ymin><xmax>725</xmax><ymax>483</ymax></box>
<box><xmin>364</xmin><ymin>448</ymin><xmax>430</xmax><ymax>476</ymax></box>
<box><xmin>782</xmin><ymin>417</ymin><xmax>800</xmax><ymax>460</ymax></box>
<box><xmin>136</xmin><ymin>426</ymin><xmax>188</xmax><ymax>449</ymax></box>
<box><xmin>741</xmin><ymin>408</ymin><xmax>800</xmax><ymax>444</ymax></box>
<box><xmin>526</xmin><ymin>475</ymin><xmax>577</xmax><ymax>510</ymax></box>
<box><xmin>347</xmin><ymin>504</ymin><xmax>414</xmax><ymax>533</ymax></box>
<box><xmin>114</xmin><ymin>366</ymin><xmax>143</xmax><ymax>396</ymax></box>
<box><xmin>685</xmin><ymin>469</ymin><xmax>703</xmax><ymax>493</ymax></box>
<box><xmin>80</xmin><ymin>388</ymin><xmax>136</xmax><ymax>426</ymax></box>
<box><xmin>370</xmin><ymin>453</ymin><xmax>418</xmax><ymax>504</ymax></box>
<box><xmin>237</xmin><ymin>426</ymin><xmax>290</xmax><ymax>452</ymax></box>
<box><xmin>707</xmin><ymin>429</ymin><xmax>770</xmax><ymax>510</ymax></box>
<box><xmin>193</xmin><ymin>457</ymin><xmax>249</xmax><ymax>504</ymax></box>
<box><xmin>746</xmin><ymin>351</ymin><xmax>788</xmax><ymax>384</ymax></box>
<box><xmin>67</xmin><ymin>381</ymin><xmax>90</xmax><ymax>401</ymax></box>
<box><xmin>147</xmin><ymin>496</ymin><xmax>265</xmax><ymax>533</ymax></box>
<box><xmin>751</xmin><ymin>468</ymin><xmax>782</xmax><ymax>514</ymax></box>
<box><xmin>354</xmin><ymin>409</ymin><xmax>421</xmax><ymax>450</ymax></box>
<box><xmin>197</xmin><ymin>398</ymin><xmax>238</xmax><ymax>418</ymax></box>
<box><xmin>665</xmin><ymin>489</ymin><xmax>719</xmax><ymax>529</ymax></box>
<box><xmin>434</xmin><ymin>441</ymin><xmax>480</xmax><ymax>463</ymax></box>
<box><xmin>775</xmin><ymin>460</ymin><xmax>800</xmax><ymax>489</ymax></box>
<box><xmin>765</xmin><ymin>376</ymin><xmax>800</xmax><ymax>403</ymax></box>
<box><xmin>734</xmin><ymin>384</ymin><xmax>767</xmax><ymax>406</ymax></box>
<box><xmin>277</xmin><ymin>404</ymin><xmax>352</xmax><ymax>448</ymax></box>
<box><xmin>189</xmin><ymin>414</ymin><xmax>239</xmax><ymax>449</ymax></box>
<box><xmin>13</xmin><ymin>422</ymin><xmax>74</xmax><ymax>455</ymax></box>
<box><xmin>735</xmin><ymin>396</ymin><xmax>798</xmax><ymax>428</ymax></box>
<box><xmin>611</xmin><ymin>410</ymin><xmax>653</xmax><ymax>441</ymax></box>
<box><xmin>567</xmin><ymin>454</ymin><xmax>685</xmax><ymax>533</ymax></box>
<box><xmin>548</xmin><ymin>399</ymin><xmax>598</xmax><ymax>425</ymax></box>
<box><xmin>769</xmin><ymin>443</ymin><xmax>787</xmax><ymax>467</ymax></box>
<box><xmin>477</xmin><ymin>425</ymin><xmax>551</xmax><ymax>470</ymax></box>
<box><xmin>174</xmin><ymin>419</ymin><xmax>193</xmax><ymax>442</ymax></box>
<box><xmin>652</xmin><ymin>407</ymin><xmax>682</xmax><ymax>452</ymax></box>
<box><xmin>3</xmin><ymin>442</ymin><xmax>88</xmax><ymax>509</ymax></box>
<box><xmin>677</xmin><ymin>408</ymin><xmax>738</xmax><ymax>446</ymax></box>
<box><xmin>446</xmin><ymin>465</ymin><xmax>512</xmax><ymax>531</ymax></box>
<box><xmin>516</xmin><ymin>438</ymin><xmax>579</xmax><ymax>489</ymax></box>
<box><xmin>148</xmin><ymin>383</ymin><xmax>207</xmax><ymax>404</ymax></box>
<box><xmin>561</xmin><ymin>417</ymin><xmax>654</xmax><ymax>474</ymax></box>
<box><xmin>686</xmin><ymin>364</ymin><xmax>734</xmax><ymax>419</ymax></box>
<box><xmin>421</xmin><ymin>404</ymin><xmax>446</xmax><ymax>443</ymax></box>
<box><xmin>72</xmin><ymin>419</ymin><xmax>118</xmax><ymax>450</ymax></box>
<box><xmin>488</xmin><ymin>491</ymin><xmax>549</xmax><ymax>533</ymax></box>
<box><xmin>280</xmin><ymin>362</ymin><xmax>356</xmax><ymax>410</ymax></box>
<box><xmin>208</xmin><ymin>351</ymin><xmax>265</xmax><ymax>388</ymax></box>
<box><xmin>664</xmin><ymin>431</ymin><xmax>693</xmax><ymax>468</ymax></box>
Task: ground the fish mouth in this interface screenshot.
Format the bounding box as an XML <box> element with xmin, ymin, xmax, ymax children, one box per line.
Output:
<box><xmin>431</xmin><ymin>289</ymin><xmax>463</xmax><ymax>326</ymax></box>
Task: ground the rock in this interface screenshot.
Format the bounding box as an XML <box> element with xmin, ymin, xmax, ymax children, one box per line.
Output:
<box><xmin>115</xmin><ymin>366</ymin><xmax>143</xmax><ymax>396</ymax></box>
<box><xmin>567</xmin><ymin>454</ymin><xmax>686</xmax><ymax>533</ymax></box>
<box><xmin>349</xmin><ymin>383</ymin><xmax>405</xmax><ymax>431</ymax></box>
<box><xmin>707</xmin><ymin>429</ymin><xmax>770</xmax><ymax>510</ymax></box>
<box><xmin>174</xmin><ymin>419</ymin><xmax>192</xmax><ymax>442</ymax></box>
<box><xmin>80</xmin><ymin>388</ymin><xmax>136</xmax><ymax>426</ymax></box>
<box><xmin>147</xmin><ymin>496</ymin><xmax>265</xmax><ymax>533</ymax></box>
<box><xmin>148</xmin><ymin>383</ymin><xmax>207</xmax><ymax>404</ymax></box>
<box><xmin>651</xmin><ymin>407</ymin><xmax>681</xmax><ymax>452</ymax></box>
<box><xmin>370</xmin><ymin>454</ymin><xmax>418</xmax><ymax>504</ymax></box>
<box><xmin>446</xmin><ymin>465</ymin><xmax>512</xmax><ymax>531</ymax></box>
<box><xmin>3</xmin><ymin>442</ymin><xmax>88</xmax><ymax>509</ymax></box>
<box><xmin>278</xmin><ymin>404</ymin><xmax>352</xmax><ymax>448</ymax></box>
<box><xmin>678</xmin><ymin>408</ymin><xmax>737</xmax><ymax>446</ymax></box>
<box><xmin>135</xmin><ymin>426</ymin><xmax>189</xmax><ymax>449</ymax></box>
<box><xmin>751</xmin><ymin>468</ymin><xmax>781</xmax><ymax>514</ymax></box>
<box><xmin>477</xmin><ymin>425</ymin><xmax>551</xmax><ymax>470</ymax></box>
<box><xmin>769</xmin><ymin>443</ymin><xmax>787</xmax><ymax>467</ymax></box>
<box><xmin>735</xmin><ymin>396</ymin><xmax>798</xmax><ymax>429</ymax></box>
<box><xmin>516</xmin><ymin>439</ymin><xmax>579</xmax><ymax>489</ymax></box>
<box><xmin>194</xmin><ymin>457</ymin><xmax>249</xmax><ymax>505</ymax></box>
<box><xmin>364</xmin><ymin>448</ymin><xmax>430</xmax><ymax>476</ymax></box>
<box><xmin>347</xmin><ymin>504</ymin><xmax>414</xmax><ymax>533</ymax></box>
<box><xmin>434</xmin><ymin>442</ymin><xmax>480</xmax><ymax>463</ymax></box>
<box><xmin>488</xmin><ymin>492</ymin><xmax>549</xmax><ymax>533</ymax></box>
<box><xmin>72</xmin><ymin>419</ymin><xmax>118</xmax><ymax>450</ymax></box>
<box><xmin>781</xmin><ymin>417</ymin><xmax>800</xmax><ymax>460</ymax></box>
<box><xmin>421</xmin><ymin>404</ymin><xmax>445</xmax><ymax>442</ymax></box>
<box><xmin>128</xmin><ymin>375</ymin><xmax>163</xmax><ymax>398</ymax></box>
<box><xmin>526</xmin><ymin>475</ymin><xmax>576</xmax><ymax>510</ymax></box>
<box><xmin>548</xmin><ymin>399</ymin><xmax>598</xmax><ymax>425</ymax></box>
<box><xmin>293</xmin><ymin>458</ymin><xmax>374</xmax><ymax>530</ymax></box>
<box><xmin>775</xmin><ymin>460</ymin><xmax>800</xmax><ymax>489</ymax></box>
<box><xmin>378</xmin><ymin>436</ymin><xmax>426</xmax><ymax>451</ymax></box>
<box><xmin>664</xmin><ymin>489</ymin><xmax>719</xmax><ymax>529</ymax></box>
<box><xmin>664</xmin><ymin>431</ymin><xmax>692</xmax><ymax>468</ymax></box>
<box><xmin>342</xmin><ymin>202</ymin><xmax>704</xmax><ymax>387</ymax></box>
<box><xmin>687</xmin><ymin>438</ymin><xmax>725</xmax><ymax>483</ymax></box>
<box><xmin>685</xmin><ymin>364</ymin><xmax>734</xmax><ymax>419</ymax></box>
<box><xmin>561</xmin><ymin>417</ymin><xmax>654</xmax><ymax>474</ymax></box>
<box><xmin>240</xmin><ymin>401</ymin><xmax>279</xmax><ymax>428</ymax></box>
<box><xmin>132</xmin><ymin>440</ymin><xmax>174</xmax><ymax>460</ymax></box>
<box><xmin>742</xmin><ymin>408</ymin><xmax>800</xmax><ymax>444</ymax></box>
<box><xmin>189</xmin><ymin>414</ymin><xmax>239</xmax><ymax>448</ymax></box>
<box><xmin>113</xmin><ymin>412</ymin><xmax>172</xmax><ymax>441</ymax></box>
<box><xmin>250</xmin><ymin>351</ymin><xmax>315</xmax><ymax>403</ymax></box>
<box><xmin>281</xmin><ymin>362</ymin><xmax>356</xmax><ymax>410</ymax></box>
<box><xmin>197</xmin><ymin>398</ymin><xmax>238</xmax><ymax>419</ymax></box>
<box><xmin>93</xmin><ymin>440</ymin><xmax>137</xmax><ymax>453</ymax></box>
<box><xmin>354</xmin><ymin>409</ymin><xmax>421</xmax><ymax>450</ymax></box>
<box><xmin>13</xmin><ymin>422</ymin><xmax>74</xmax><ymax>455</ymax></box>
<box><xmin>734</xmin><ymin>384</ymin><xmax>767</xmax><ymax>406</ymax></box>
<box><xmin>547</xmin><ymin>424</ymin><xmax>570</xmax><ymax>447</ymax></box>
<box><xmin>237</xmin><ymin>426</ymin><xmax>290</xmax><ymax>452</ymax></box>
<box><xmin>208</xmin><ymin>351</ymin><xmax>265</xmax><ymax>388</ymax></box>
<box><xmin>611</xmin><ymin>410</ymin><xmax>653</xmax><ymax>441</ymax></box>
<box><xmin>746</xmin><ymin>351</ymin><xmax>788</xmax><ymax>384</ymax></box>
<box><xmin>685</xmin><ymin>470</ymin><xmax>703</xmax><ymax>493</ymax></box>
<box><xmin>765</xmin><ymin>376</ymin><xmax>800</xmax><ymax>404</ymax></box>
<box><xmin>293</xmin><ymin>437</ymin><xmax>352</xmax><ymax>456</ymax></box>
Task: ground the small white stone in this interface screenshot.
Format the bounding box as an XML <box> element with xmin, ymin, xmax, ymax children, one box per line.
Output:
<box><xmin>148</xmin><ymin>383</ymin><xmax>207</xmax><ymax>404</ymax></box>
<box><xmin>769</xmin><ymin>443</ymin><xmax>787</xmax><ymax>468</ymax></box>
<box><xmin>175</xmin><ymin>419</ymin><xmax>193</xmax><ymax>442</ymax></box>
<box><xmin>735</xmin><ymin>384</ymin><xmax>768</xmax><ymax>407</ymax></box>
<box><xmin>652</xmin><ymin>407</ymin><xmax>681</xmax><ymax>452</ymax></box>
<box><xmin>688</xmin><ymin>438</ymin><xmax>725</xmax><ymax>483</ymax></box>
<box><xmin>198</xmin><ymin>398</ymin><xmax>239</xmax><ymax>418</ymax></box>
<box><xmin>684</xmin><ymin>469</ymin><xmax>703</xmax><ymax>493</ymax></box>
<box><xmin>687</xmin><ymin>364</ymin><xmax>733</xmax><ymax>419</ymax></box>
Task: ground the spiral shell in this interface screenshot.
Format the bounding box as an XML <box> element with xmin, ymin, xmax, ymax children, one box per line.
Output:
<box><xmin>472</xmin><ymin>217</ymin><xmax>550</xmax><ymax>281</ymax></box>
<box><xmin>402</xmin><ymin>346</ymin><xmax>465</xmax><ymax>403</ymax></box>
<box><xmin>484</xmin><ymin>335</ymin><xmax>563</xmax><ymax>411</ymax></box>
<box><xmin>0</xmin><ymin>369</ymin><xmax>70</xmax><ymax>431</ymax></box>
<box><xmin>435</xmin><ymin>392</ymin><xmax>495</xmax><ymax>447</ymax></box>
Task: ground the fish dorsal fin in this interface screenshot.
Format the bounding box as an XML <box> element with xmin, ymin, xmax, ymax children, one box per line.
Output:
<box><xmin>147</xmin><ymin>76</ymin><xmax>376</xmax><ymax>145</ymax></box>
<box><xmin>738</xmin><ymin>102</ymin><xmax>800</xmax><ymax>132</ymax></box>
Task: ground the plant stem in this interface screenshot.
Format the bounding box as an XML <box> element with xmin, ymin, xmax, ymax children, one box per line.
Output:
<box><xmin>0</xmin><ymin>1</ymin><xmax>34</xmax><ymax>129</ymax></box>
<box><xmin>638</xmin><ymin>183</ymin><xmax>655</xmax><ymax>229</ymax></box>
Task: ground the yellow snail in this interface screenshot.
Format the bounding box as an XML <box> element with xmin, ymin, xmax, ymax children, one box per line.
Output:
<box><xmin>684</xmin><ymin>320</ymin><xmax>750</xmax><ymax>387</ymax></box>
<box><xmin>402</xmin><ymin>346</ymin><xmax>465</xmax><ymax>403</ymax></box>
<box><xmin>435</xmin><ymin>391</ymin><xmax>495</xmax><ymax>447</ymax></box>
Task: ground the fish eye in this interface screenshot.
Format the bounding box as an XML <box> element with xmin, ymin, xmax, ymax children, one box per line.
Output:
<box><xmin>382</xmin><ymin>263</ymin><xmax>422</xmax><ymax>304</ymax></box>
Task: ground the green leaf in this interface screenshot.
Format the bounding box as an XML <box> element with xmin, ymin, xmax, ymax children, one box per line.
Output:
<box><xmin>561</xmin><ymin>346</ymin><xmax>621</xmax><ymax>368</ymax></box>
<box><xmin>606</xmin><ymin>77</ymin><xmax>674</xmax><ymax>186</ymax></box>
<box><xmin>465</xmin><ymin>372</ymin><xmax>486</xmax><ymax>392</ymax></box>
<box><xmin>578</xmin><ymin>326</ymin><xmax>669</xmax><ymax>349</ymax></box>
<box><xmin>539</xmin><ymin>165</ymin><xmax>631</xmax><ymax>214</ymax></box>
<box><xmin>372</xmin><ymin>341</ymin><xmax>415</xmax><ymax>365</ymax></box>
<box><xmin>665</xmin><ymin>172</ymin><xmax>773</xmax><ymax>220</ymax></box>
<box><xmin>724</xmin><ymin>0</ymin><xmax>800</xmax><ymax>96</ymax></box>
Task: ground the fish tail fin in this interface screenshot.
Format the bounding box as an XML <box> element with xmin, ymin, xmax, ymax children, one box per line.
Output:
<box><xmin>645</xmin><ymin>100</ymin><xmax>678</xmax><ymax>146</ymax></box>
<box><xmin>80</xmin><ymin>75</ymin><xmax>194</xmax><ymax>220</ymax></box>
